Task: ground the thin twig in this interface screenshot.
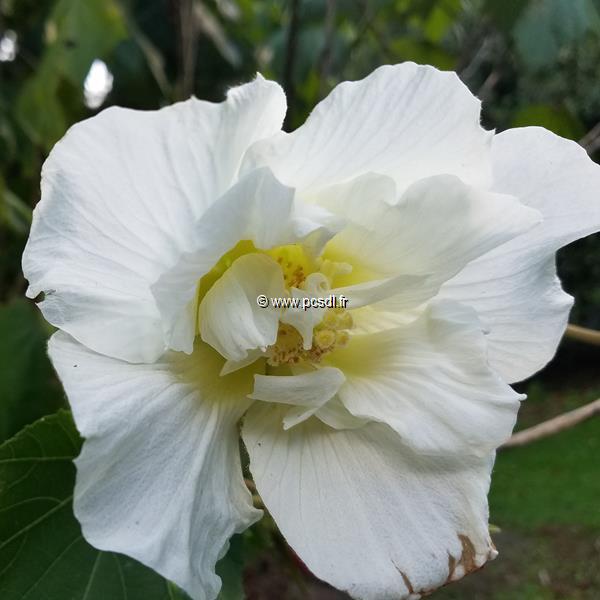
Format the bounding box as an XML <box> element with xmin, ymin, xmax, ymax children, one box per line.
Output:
<box><xmin>126</xmin><ymin>13</ymin><xmax>172</xmax><ymax>100</ymax></box>
<box><xmin>283</xmin><ymin>0</ymin><xmax>301</xmax><ymax>131</ymax></box>
<box><xmin>502</xmin><ymin>398</ymin><xmax>600</xmax><ymax>449</ymax></box>
<box><xmin>477</xmin><ymin>70</ymin><xmax>500</xmax><ymax>101</ymax></box>
<box><xmin>565</xmin><ymin>324</ymin><xmax>600</xmax><ymax>346</ymax></box>
<box><xmin>366</xmin><ymin>24</ymin><xmax>394</xmax><ymax>61</ymax></box>
<box><xmin>174</xmin><ymin>0</ymin><xmax>198</xmax><ymax>100</ymax></box>
<box><xmin>335</xmin><ymin>0</ymin><xmax>376</xmax><ymax>77</ymax></box>
<box><xmin>459</xmin><ymin>36</ymin><xmax>491</xmax><ymax>81</ymax></box>
<box><xmin>317</xmin><ymin>0</ymin><xmax>336</xmax><ymax>99</ymax></box>
<box><xmin>244</xmin><ymin>478</ymin><xmax>264</xmax><ymax>509</ymax></box>
<box><xmin>579</xmin><ymin>121</ymin><xmax>600</xmax><ymax>154</ymax></box>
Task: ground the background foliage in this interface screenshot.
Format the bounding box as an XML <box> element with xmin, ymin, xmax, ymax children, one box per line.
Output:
<box><xmin>1</xmin><ymin>0</ymin><xmax>599</xmax><ymax>598</ymax></box>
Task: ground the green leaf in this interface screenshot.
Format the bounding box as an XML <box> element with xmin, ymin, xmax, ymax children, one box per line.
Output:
<box><xmin>483</xmin><ymin>0</ymin><xmax>530</xmax><ymax>32</ymax></box>
<box><xmin>15</xmin><ymin>60</ymin><xmax>69</xmax><ymax>150</ymax></box>
<box><xmin>0</xmin><ymin>411</ymin><xmax>191</xmax><ymax>599</ymax></box>
<box><xmin>216</xmin><ymin>535</ymin><xmax>244</xmax><ymax>600</ymax></box>
<box><xmin>124</xmin><ymin>14</ymin><xmax>172</xmax><ymax>99</ymax></box>
<box><xmin>390</xmin><ymin>38</ymin><xmax>456</xmax><ymax>70</ymax></box>
<box><xmin>46</xmin><ymin>0</ymin><xmax>127</xmax><ymax>85</ymax></box>
<box><xmin>511</xmin><ymin>104</ymin><xmax>585</xmax><ymax>140</ymax></box>
<box><xmin>15</xmin><ymin>0</ymin><xmax>127</xmax><ymax>149</ymax></box>
<box><xmin>513</xmin><ymin>0</ymin><xmax>600</xmax><ymax>69</ymax></box>
<box><xmin>0</xmin><ymin>300</ymin><xmax>64</xmax><ymax>443</ymax></box>
<box><xmin>423</xmin><ymin>1</ymin><xmax>460</xmax><ymax>43</ymax></box>
<box><xmin>0</xmin><ymin>175</ymin><xmax>32</xmax><ymax>235</ymax></box>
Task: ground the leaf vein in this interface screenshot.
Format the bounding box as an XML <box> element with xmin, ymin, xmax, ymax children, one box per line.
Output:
<box><xmin>82</xmin><ymin>552</ymin><xmax>102</xmax><ymax>600</ymax></box>
<box><xmin>0</xmin><ymin>495</ymin><xmax>72</xmax><ymax>550</ymax></box>
<box><xmin>21</xmin><ymin>535</ymin><xmax>83</xmax><ymax>599</ymax></box>
<box><xmin>113</xmin><ymin>553</ymin><xmax>129</xmax><ymax>600</ymax></box>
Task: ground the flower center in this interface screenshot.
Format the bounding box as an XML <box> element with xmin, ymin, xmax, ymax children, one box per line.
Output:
<box><xmin>195</xmin><ymin>240</ymin><xmax>355</xmax><ymax>367</ymax></box>
<box><xmin>265</xmin><ymin>244</ymin><xmax>315</xmax><ymax>289</ymax></box>
<box><xmin>266</xmin><ymin>308</ymin><xmax>353</xmax><ymax>366</ymax></box>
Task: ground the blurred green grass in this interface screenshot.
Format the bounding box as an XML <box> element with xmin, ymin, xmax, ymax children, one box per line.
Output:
<box><xmin>492</xmin><ymin>391</ymin><xmax>600</xmax><ymax>531</ymax></box>
<box><xmin>434</xmin><ymin>385</ymin><xmax>600</xmax><ymax>600</ymax></box>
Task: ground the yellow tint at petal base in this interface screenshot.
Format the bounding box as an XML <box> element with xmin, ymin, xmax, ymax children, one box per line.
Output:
<box><xmin>196</xmin><ymin>239</ymin><xmax>259</xmax><ymax>304</ymax></box>
<box><xmin>194</xmin><ymin>239</ymin><xmax>358</xmax><ymax>367</ymax></box>
<box><xmin>265</xmin><ymin>244</ymin><xmax>317</xmax><ymax>289</ymax></box>
<box><xmin>322</xmin><ymin>238</ymin><xmax>385</xmax><ymax>288</ymax></box>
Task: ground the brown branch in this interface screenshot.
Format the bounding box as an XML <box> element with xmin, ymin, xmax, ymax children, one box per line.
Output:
<box><xmin>283</xmin><ymin>0</ymin><xmax>302</xmax><ymax>131</ymax></box>
<box><xmin>565</xmin><ymin>324</ymin><xmax>600</xmax><ymax>346</ymax></box>
<box><xmin>502</xmin><ymin>398</ymin><xmax>600</xmax><ymax>449</ymax></box>
<box><xmin>174</xmin><ymin>0</ymin><xmax>198</xmax><ymax>100</ymax></box>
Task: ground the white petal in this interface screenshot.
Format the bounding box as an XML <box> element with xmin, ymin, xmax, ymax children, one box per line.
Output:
<box><xmin>249</xmin><ymin>367</ymin><xmax>345</xmax><ymax>429</ymax></box>
<box><xmin>242</xmin><ymin>63</ymin><xmax>493</xmax><ymax>195</ymax></box>
<box><xmin>49</xmin><ymin>332</ymin><xmax>261</xmax><ymax>600</ymax></box>
<box><xmin>441</xmin><ymin>257</ymin><xmax>572</xmax><ymax>384</ymax></box>
<box><xmin>314</xmin><ymin>395</ymin><xmax>370</xmax><ymax>430</ymax></box>
<box><xmin>220</xmin><ymin>348</ymin><xmax>265</xmax><ymax>375</ymax></box>
<box><xmin>152</xmin><ymin>167</ymin><xmax>339</xmax><ymax>354</ymax></box>
<box><xmin>23</xmin><ymin>77</ymin><xmax>286</xmax><ymax>363</ymax></box>
<box><xmin>316</xmin><ymin>171</ymin><xmax>398</xmax><ymax>213</ymax></box>
<box><xmin>326</xmin><ymin>174</ymin><xmax>541</xmax><ymax>310</ymax></box>
<box><xmin>243</xmin><ymin>405</ymin><xmax>497</xmax><ymax>600</ymax></box>
<box><xmin>199</xmin><ymin>253</ymin><xmax>285</xmax><ymax>361</ymax></box>
<box><xmin>493</xmin><ymin>128</ymin><xmax>600</xmax><ymax>250</ymax></box>
<box><xmin>440</xmin><ymin>127</ymin><xmax>600</xmax><ymax>382</ymax></box>
<box><xmin>329</xmin><ymin>302</ymin><xmax>522</xmax><ymax>456</ymax></box>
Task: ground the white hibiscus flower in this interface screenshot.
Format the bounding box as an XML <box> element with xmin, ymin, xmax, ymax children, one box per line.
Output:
<box><xmin>22</xmin><ymin>63</ymin><xmax>600</xmax><ymax>599</ymax></box>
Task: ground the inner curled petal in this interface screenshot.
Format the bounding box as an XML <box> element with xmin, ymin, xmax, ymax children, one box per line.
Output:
<box><xmin>150</xmin><ymin>166</ymin><xmax>342</xmax><ymax>354</ymax></box>
<box><xmin>198</xmin><ymin>253</ymin><xmax>285</xmax><ymax>362</ymax></box>
<box><xmin>196</xmin><ymin>240</ymin><xmax>356</xmax><ymax>371</ymax></box>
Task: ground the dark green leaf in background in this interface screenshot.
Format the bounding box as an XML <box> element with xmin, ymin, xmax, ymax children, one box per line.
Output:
<box><xmin>391</xmin><ymin>38</ymin><xmax>456</xmax><ymax>70</ymax></box>
<box><xmin>483</xmin><ymin>0</ymin><xmax>530</xmax><ymax>32</ymax></box>
<box><xmin>15</xmin><ymin>61</ymin><xmax>69</xmax><ymax>152</ymax></box>
<box><xmin>215</xmin><ymin>535</ymin><xmax>245</xmax><ymax>600</ymax></box>
<box><xmin>0</xmin><ymin>299</ymin><xmax>64</xmax><ymax>443</ymax></box>
<box><xmin>0</xmin><ymin>411</ymin><xmax>191</xmax><ymax>599</ymax></box>
<box><xmin>511</xmin><ymin>104</ymin><xmax>585</xmax><ymax>140</ymax></box>
<box><xmin>15</xmin><ymin>0</ymin><xmax>127</xmax><ymax>149</ymax></box>
<box><xmin>422</xmin><ymin>1</ymin><xmax>460</xmax><ymax>44</ymax></box>
<box><xmin>45</xmin><ymin>0</ymin><xmax>127</xmax><ymax>85</ymax></box>
<box><xmin>0</xmin><ymin>176</ymin><xmax>31</xmax><ymax>236</ymax></box>
<box><xmin>514</xmin><ymin>0</ymin><xmax>600</xmax><ymax>69</ymax></box>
